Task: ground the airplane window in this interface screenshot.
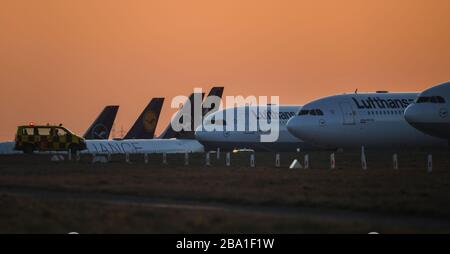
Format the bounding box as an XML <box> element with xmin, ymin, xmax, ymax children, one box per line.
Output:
<box><xmin>417</xmin><ymin>97</ymin><xmax>430</xmax><ymax>103</ymax></box>
<box><xmin>316</xmin><ymin>109</ymin><xmax>324</xmax><ymax>116</ymax></box>
<box><xmin>310</xmin><ymin>110</ymin><xmax>317</xmax><ymax>116</ymax></box>
<box><xmin>417</xmin><ymin>96</ymin><xmax>446</xmax><ymax>104</ymax></box>
<box><xmin>416</xmin><ymin>96</ymin><xmax>445</xmax><ymax>103</ymax></box>
<box><xmin>298</xmin><ymin>110</ymin><xmax>309</xmax><ymax>116</ymax></box>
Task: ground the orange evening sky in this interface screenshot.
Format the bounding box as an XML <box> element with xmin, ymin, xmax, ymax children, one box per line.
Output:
<box><xmin>1</xmin><ymin>0</ymin><xmax>449</xmax><ymax>140</ymax></box>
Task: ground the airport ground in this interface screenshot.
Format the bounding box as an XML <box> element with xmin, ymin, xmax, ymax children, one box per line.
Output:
<box><xmin>0</xmin><ymin>149</ymin><xmax>450</xmax><ymax>234</ymax></box>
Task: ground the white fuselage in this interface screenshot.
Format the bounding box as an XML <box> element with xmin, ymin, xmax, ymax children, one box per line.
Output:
<box><xmin>0</xmin><ymin>139</ymin><xmax>204</xmax><ymax>155</ymax></box>
<box><xmin>404</xmin><ymin>82</ymin><xmax>450</xmax><ymax>140</ymax></box>
<box><xmin>287</xmin><ymin>93</ymin><xmax>448</xmax><ymax>149</ymax></box>
<box><xmin>85</xmin><ymin>139</ymin><xmax>204</xmax><ymax>154</ymax></box>
<box><xmin>195</xmin><ymin>105</ymin><xmax>315</xmax><ymax>152</ymax></box>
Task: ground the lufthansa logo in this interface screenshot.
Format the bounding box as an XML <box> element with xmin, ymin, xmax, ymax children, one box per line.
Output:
<box><xmin>439</xmin><ymin>108</ymin><xmax>448</xmax><ymax>119</ymax></box>
<box><xmin>92</xmin><ymin>124</ymin><xmax>108</xmax><ymax>139</ymax></box>
<box><xmin>143</xmin><ymin>111</ymin><xmax>157</xmax><ymax>132</ymax></box>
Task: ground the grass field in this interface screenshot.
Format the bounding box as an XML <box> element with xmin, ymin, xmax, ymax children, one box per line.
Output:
<box><xmin>0</xmin><ymin>149</ymin><xmax>449</xmax><ymax>233</ymax></box>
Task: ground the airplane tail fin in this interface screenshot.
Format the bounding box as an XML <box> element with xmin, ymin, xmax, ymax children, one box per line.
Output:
<box><xmin>159</xmin><ymin>92</ymin><xmax>204</xmax><ymax>139</ymax></box>
<box><xmin>123</xmin><ymin>98</ymin><xmax>164</xmax><ymax>139</ymax></box>
<box><xmin>202</xmin><ymin>86</ymin><xmax>224</xmax><ymax>117</ymax></box>
<box><xmin>83</xmin><ymin>105</ymin><xmax>119</xmax><ymax>140</ymax></box>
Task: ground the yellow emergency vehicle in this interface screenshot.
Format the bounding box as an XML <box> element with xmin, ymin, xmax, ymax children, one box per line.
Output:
<box><xmin>14</xmin><ymin>124</ymin><xmax>87</xmax><ymax>154</ymax></box>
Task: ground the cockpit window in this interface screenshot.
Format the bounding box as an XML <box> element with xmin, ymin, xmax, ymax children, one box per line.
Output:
<box><xmin>417</xmin><ymin>97</ymin><xmax>428</xmax><ymax>103</ymax></box>
<box><xmin>416</xmin><ymin>96</ymin><xmax>446</xmax><ymax>104</ymax></box>
<box><xmin>297</xmin><ymin>109</ymin><xmax>324</xmax><ymax>116</ymax></box>
<box><xmin>298</xmin><ymin>110</ymin><xmax>309</xmax><ymax>116</ymax></box>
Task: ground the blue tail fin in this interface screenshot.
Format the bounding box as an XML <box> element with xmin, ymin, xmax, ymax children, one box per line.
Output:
<box><xmin>84</xmin><ymin>105</ymin><xmax>119</xmax><ymax>140</ymax></box>
<box><xmin>159</xmin><ymin>92</ymin><xmax>204</xmax><ymax>139</ymax></box>
<box><xmin>123</xmin><ymin>98</ymin><xmax>164</xmax><ymax>139</ymax></box>
<box><xmin>202</xmin><ymin>86</ymin><xmax>224</xmax><ymax>117</ymax></box>
<box><xmin>159</xmin><ymin>87</ymin><xmax>224</xmax><ymax>139</ymax></box>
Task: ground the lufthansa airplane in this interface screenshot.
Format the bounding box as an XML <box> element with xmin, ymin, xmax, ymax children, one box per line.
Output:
<box><xmin>404</xmin><ymin>82</ymin><xmax>450</xmax><ymax>141</ymax></box>
<box><xmin>85</xmin><ymin>94</ymin><xmax>203</xmax><ymax>154</ymax></box>
<box><xmin>159</xmin><ymin>87</ymin><xmax>224</xmax><ymax>139</ymax></box>
<box><xmin>123</xmin><ymin>98</ymin><xmax>164</xmax><ymax>139</ymax></box>
<box><xmin>84</xmin><ymin>87</ymin><xmax>224</xmax><ymax>154</ymax></box>
<box><xmin>195</xmin><ymin>105</ymin><xmax>316</xmax><ymax>152</ymax></box>
<box><xmin>83</xmin><ymin>105</ymin><xmax>119</xmax><ymax>140</ymax></box>
<box><xmin>286</xmin><ymin>91</ymin><xmax>448</xmax><ymax>149</ymax></box>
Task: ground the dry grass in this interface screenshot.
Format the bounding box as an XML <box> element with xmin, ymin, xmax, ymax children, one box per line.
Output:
<box><xmin>0</xmin><ymin>149</ymin><xmax>449</xmax><ymax>233</ymax></box>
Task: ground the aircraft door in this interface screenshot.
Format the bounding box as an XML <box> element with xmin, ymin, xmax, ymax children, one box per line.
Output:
<box><xmin>339</xmin><ymin>102</ymin><xmax>355</xmax><ymax>125</ymax></box>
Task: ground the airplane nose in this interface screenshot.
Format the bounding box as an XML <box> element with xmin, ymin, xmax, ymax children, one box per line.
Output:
<box><xmin>287</xmin><ymin>116</ymin><xmax>320</xmax><ymax>143</ymax></box>
<box><xmin>286</xmin><ymin>117</ymin><xmax>307</xmax><ymax>139</ymax></box>
<box><xmin>404</xmin><ymin>105</ymin><xmax>420</xmax><ymax>124</ymax></box>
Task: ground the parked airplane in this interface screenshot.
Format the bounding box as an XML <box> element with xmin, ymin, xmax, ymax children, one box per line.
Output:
<box><xmin>85</xmin><ymin>87</ymin><xmax>223</xmax><ymax>154</ymax></box>
<box><xmin>0</xmin><ymin>138</ymin><xmax>204</xmax><ymax>155</ymax></box>
<box><xmin>158</xmin><ymin>87</ymin><xmax>224</xmax><ymax>139</ymax></box>
<box><xmin>85</xmin><ymin>139</ymin><xmax>203</xmax><ymax>154</ymax></box>
<box><xmin>123</xmin><ymin>98</ymin><xmax>164</xmax><ymax>139</ymax></box>
<box><xmin>1</xmin><ymin>87</ymin><xmax>221</xmax><ymax>154</ymax></box>
<box><xmin>195</xmin><ymin>105</ymin><xmax>316</xmax><ymax>152</ymax></box>
<box><xmin>286</xmin><ymin>91</ymin><xmax>448</xmax><ymax>149</ymax></box>
<box><xmin>83</xmin><ymin>105</ymin><xmax>119</xmax><ymax>140</ymax></box>
<box><xmin>404</xmin><ymin>82</ymin><xmax>450</xmax><ymax>141</ymax></box>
